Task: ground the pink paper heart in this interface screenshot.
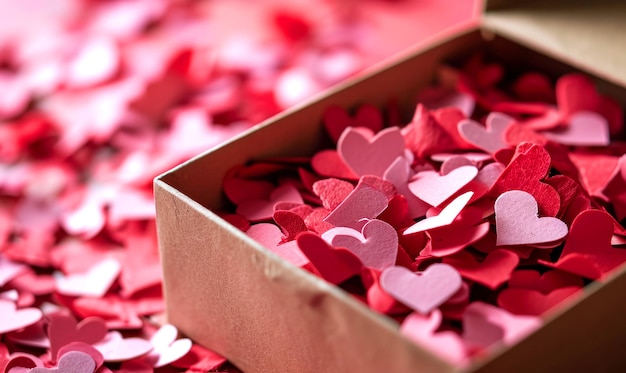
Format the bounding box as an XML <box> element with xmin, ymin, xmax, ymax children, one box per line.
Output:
<box><xmin>463</xmin><ymin>302</ymin><xmax>541</xmax><ymax>348</ymax></box>
<box><xmin>236</xmin><ymin>183</ymin><xmax>303</xmax><ymax>222</ymax></box>
<box><xmin>146</xmin><ymin>324</ymin><xmax>192</xmax><ymax>368</ymax></box>
<box><xmin>55</xmin><ymin>258</ymin><xmax>121</xmax><ymax>297</ymax></box>
<box><xmin>543</xmin><ymin>111</ymin><xmax>610</xmax><ymax>146</ymax></box>
<box><xmin>0</xmin><ymin>255</ymin><xmax>28</xmax><ymax>287</ymax></box>
<box><xmin>383</xmin><ymin>157</ymin><xmax>429</xmax><ymax>219</ymax></box>
<box><xmin>246</xmin><ymin>223</ymin><xmax>309</xmax><ymax>267</ymax></box>
<box><xmin>495</xmin><ymin>190</ymin><xmax>568</xmax><ymax>246</ymax></box>
<box><xmin>93</xmin><ymin>331</ymin><xmax>153</xmax><ymax>362</ymax></box>
<box><xmin>30</xmin><ymin>351</ymin><xmax>96</xmax><ymax>373</ymax></box>
<box><xmin>380</xmin><ymin>264</ymin><xmax>462</xmax><ymax>314</ymax></box>
<box><xmin>322</xmin><ymin>219</ymin><xmax>398</xmax><ymax>271</ymax></box>
<box><xmin>0</xmin><ymin>300</ymin><xmax>42</xmax><ymax>335</ymax></box>
<box><xmin>47</xmin><ymin>314</ymin><xmax>107</xmax><ymax>362</ymax></box>
<box><xmin>404</xmin><ymin>192</ymin><xmax>473</xmax><ymax>234</ymax></box>
<box><xmin>338</xmin><ymin>126</ymin><xmax>406</xmax><ymax>177</ymax></box>
<box><xmin>409</xmin><ymin>166</ymin><xmax>478</xmax><ymax>207</ymax></box>
<box><xmin>5</xmin><ymin>321</ymin><xmax>50</xmax><ymax>349</ymax></box>
<box><xmin>458</xmin><ymin>112</ymin><xmax>512</xmax><ymax>154</ymax></box>
<box><xmin>324</xmin><ymin>181</ymin><xmax>388</xmax><ymax>230</ymax></box>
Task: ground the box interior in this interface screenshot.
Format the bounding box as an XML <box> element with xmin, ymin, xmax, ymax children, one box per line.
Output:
<box><xmin>156</xmin><ymin>26</ymin><xmax>626</xmax><ymax>372</ymax></box>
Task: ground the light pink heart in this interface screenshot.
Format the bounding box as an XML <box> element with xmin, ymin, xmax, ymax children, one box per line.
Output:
<box><xmin>322</xmin><ymin>219</ymin><xmax>398</xmax><ymax>271</ymax></box>
<box><xmin>0</xmin><ymin>300</ymin><xmax>42</xmax><ymax>335</ymax></box>
<box><xmin>458</xmin><ymin>112</ymin><xmax>512</xmax><ymax>154</ymax></box>
<box><xmin>236</xmin><ymin>183</ymin><xmax>303</xmax><ymax>222</ymax></box>
<box><xmin>55</xmin><ymin>258</ymin><xmax>121</xmax><ymax>297</ymax></box>
<box><xmin>404</xmin><ymin>192</ymin><xmax>473</xmax><ymax>235</ymax></box>
<box><xmin>495</xmin><ymin>190</ymin><xmax>568</xmax><ymax>246</ymax></box>
<box><xmin>409</xmin><ymin>166</ymin><xmax>478</xmax><ymax>207</ymax></box>
<box><xmin>93</xmin><ymin>331</ymin><xmax>153</xmax><ymax>362</ymax></box>
<box><xmin>324</xmin><ymin>181</ymin><xmax>388</xmax><ymax>230</ymax></box>
<box><xmin>147</xmin><ymin>324</ymin><xmax>192</xmax><ymax>368</ymax></box>
<box><xmin>543</xmin><ymin>111</ymin><xmax>610</xmax><ymax>146</ymax></box>
<box><xmin>338</xmin><ymin>126</ymin><xmax>406</xmax><ymax>177</ymax></box>
<box><xmin>0</xmin><ymin>255</ymin><xmax>28</xmax><ymax>287</ymax></box>
<box><xmin>380</xmin><ymin>264</ymin><xmax>462</xmax><ymax>314</ymax></box>
<box><xmin>383</xmin><ymin>156</ymin><xmax>430</xmax><ymax>219</ymax></box>
<box><xmin>246</xmin><ymin>223</ymin><xmax>309</xmax><ymax>267</ymax></box>
<box><xmin>30</xmin><ymin>351</ymin><xmax>96</xmax><ymax>373</ymax></box>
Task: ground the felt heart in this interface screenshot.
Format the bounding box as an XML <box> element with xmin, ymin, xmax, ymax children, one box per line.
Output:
<box><xmin>236</xmin><ymin>183</ymin><xmax>303</xmax><ymax>222</ymax></box>
<box><xmin>495</xmin><ymin>190</ymin><xmax>568</xmax><ymax>246</ymax></box>
<box><xmin>30</xmin><ymin>351</ymin><xmax>96</xmax><ymax>373</ymax></box>
<box><xmin>541</xmin><ymin>209</ymin><xmax>626</xmax><ymax>280</ymax></box>
<box><xmin>246</xmin><ymin>223</ymin><xmax>309</xmax><ymax>267</ymax></box>
<box><xmin>0</xmin><ymin>300</ymin><xmax>42</xmax><ymax>335</ymax></box>
<box><xmin>497</xmin><ymin>286</ymin><xmax>581</xmax><ymax>316</ymax></box>
<box><xmin>323</xmin><ymin>104</ymin><xmax>383</xmax><ymax>144</ymax></box>
<box><xmin>324</xmin><ymin>181</ymin><xmax>388</xmax><ymax>230</ymax></box>
<box><xmin>146</xmin><ymin>324</ymin><xmax>192</xmax><ymax>368</ymax></box>
<box><xmin>400</xmin><ymin>310</ymin><xmax>467</xmax><ymax>364</ymax></box>
<box><xmin>47</xmin><ymin>314</ymin><xmax>107</xmax><ymax>362</ymax></box>
<box><xmin>463</xmin><ymin>302</ymin><xmax>541</xmax><ymax>348</ymax></box>
<box><xmin>403</xmin><ymin>192</ymin><xmax>473</xmax><ymax>234</ymax></box>
<box><xmin>458</xmin><ymin>112</ymin><xmax>512</xmax><ymax>154</ymax></box>
<box><xmin>0</xmin><ymin>255</ymin><xmax>28</xmax><ymax>287</ymax></box>
<box><xmin>312</xmin><ymin>178</ymin><xmax>354</xmax><ymax>211</ymax></box>
<box><xmin>297</xmin><ymin>232</ymin><xmax>362</xmax><ymax>285</ymax></box>
<box><xmin>380</xmin><ymin>264</ymin><xmax>462</xmax><ymax>314</ymax></box>
<box><xmin>489</xmin><ymin>143</ymin><xmax>560</xmax><ymax>217</ymax></box>
<box><xmin>93</xmin><ymin>331</ymin><xmax>153</xmax><ymax>362</ymax></box>
<box><xmin>443</xmin><ymin>249</ymin><xmax>518</xmax><ymax>289</ymax></box>
<box><xmin>543</xmin><ymin>111</ymin><xmax>610</xmax><ymax>146</ymax></box>
<box><xmin>273</xmin><ymin>210</ymin><xmax>308</xmax><ymax>242</ymax></box>
<box><xmin>322</xmin><ymin>219</ymin><xmax>398</xmax><ymax>271</ymax></box>
<box><xmin>311</xmin><ymin>149</ymin><xmax>358</xmax><ymax>180</ymax></box>
<box><xmin>5</xmin><ymin>352</ymin><xmax>44</xmax><ymax>373</ymax></box>
<box><xmin>56</xmin><ymin>342</ymin><xmax>104</xmax><ymax>371</ymax></box>
<box><xmin>409</xmin><ymin>166</ymin><xmax>478</xmax><ymax>207</ymax></box>
<box><xmin>55</xmin><ymin>258</ymin><xmax>121</xmax><ymax>298</ymax></box>
<box><xmin>338</xmin><ymin>126</ymin><xmax>406</xmax><ymax>177</ymax></box>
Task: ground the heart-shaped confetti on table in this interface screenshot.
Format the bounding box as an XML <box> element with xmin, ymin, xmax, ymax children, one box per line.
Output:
<box><xmin>380</xmin><ymin>264</ymin><xmax>462</xmax><ymax>314</ymax></box>
<box><xmin>145</xmin><ymin>324</ymin><xmax>192</xmax><ymax>368</ymax></box>
<box><xmin>0</xmin><ymin>300</ymin><xmax>42</xmax><ymax>335</ymax></box>
<box><xmin>495</xmin><ymin>190</ymin><xmax>568</xmax><ymax>246</ymax></box>
<box><xmin>92</xmin><ymin>331</ymin><xmax>153</xmax><ymax>363</ymax></box>
<box><xmin>55</xmin><ymin>257</ymin><xmax>122</xmax><ymax>298</ymax></box>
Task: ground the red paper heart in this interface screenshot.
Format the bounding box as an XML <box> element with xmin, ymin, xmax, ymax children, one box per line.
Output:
<box><xmin>497</xmin><ymin>286</ymin><xmax>581</xmax><ymax>316</ymax></box>
<box><xmin>47</xmin><ymin>314</ymin><xmax>108</xmax><ymax>362</ymax></box>
<box><xmin>296</xmin><ymin>232</ymin><xmax>362</xmax><ymax>285</ymax></box>
<box><xmin>508</xmin><ymin>269</ymin><xmax>584</xmax><ymax>294</ymax></box>
<box><xmin>443</xmin><ymin>249</ymin><xmax>519</xmax><ymax>289</ymax></box>
<box><xmin>324</xmin><ymin>181</ymin><xmax>388</xmax><ymax>230</ymax></box>
<box><xmin>311</xmin><ymin>149</ymin><xmax>358</xmax><ymax>180</ymax></box>
<box><xmin>312</xmin><ymin>178</ymin><xmax>354</xmax><ymax>211</ymax></box>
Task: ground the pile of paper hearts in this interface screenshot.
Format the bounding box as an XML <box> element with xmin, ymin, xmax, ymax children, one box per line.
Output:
<box><xmin>221</xmin><ymin>58</ymin><xmax>626</xmax><ymax>365</ymax></box>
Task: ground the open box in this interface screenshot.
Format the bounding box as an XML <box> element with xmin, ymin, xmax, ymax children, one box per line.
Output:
<box><xmin>155</xmin><ymin>1</ymin><xmax>626</xmax><ymax>371</ymax></box>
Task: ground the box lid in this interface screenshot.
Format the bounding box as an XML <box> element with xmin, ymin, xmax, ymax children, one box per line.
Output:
<box><xmin>483</xmin><ymin>0</ymin><xmax>626</xmax><ymax>86</ymax></box>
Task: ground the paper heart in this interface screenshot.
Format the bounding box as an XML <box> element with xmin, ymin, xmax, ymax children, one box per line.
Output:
<box><xmin>273</xmin><ymin>210</ymin><xmax>308</xmax><ymax>242</ymax></box>
<box><xmin>443</xmin><ymin>249</ymin><xmax>518</xmax><ymax>289</ymax></box>
<box><xmin>170</xmin><ymin>343</ymin><xmax>228</xmax><ymax>372</ymax></box>
<box><xmin>324</xmin><ymin>181</ymin><xmax>388</xmax><ymax>230</ymax></box>
<box><xmin>312</xmin><ymin>178</ymin><xmax>354</xmax><ymax>211</ymax></box>
<box><xmin>489</xmin><ymin>143</ymin><xmax>561</xmax><ymax>217</ymax></box>
<box><xmin>543</xmin><ymin>111</ymin><xmax>610</xmax><ymax>146</ymax></box>
<box><xmin>222</xmin><ymin>177</ymin><xmax>274</xmax><ymax>205</ymax></box>
<box><xmin>30</xmin><ymin>351</ymin><xmax>96</xmax><ymax>373</ymax></box>
<box><xmin>495</xmin><ymin>190</ymin><xmax>568</xmax><ymax>246</ymax></box>
<box><xmin>55</xmin><ymin>257</ymin><xmax>121</xmax><ymax>297</ymax></box>
<box><xmin>56</xmin><ymin>342</ymin><xmax>104</xmax><ymax>371</ymax></box>
<box><xmin>0</xmin><ymin>255</ymin><xmax>28</xmax><ymax>287</ymax></box>
<box><xmin>4</xmin><ymin>352</ymin><xmax>44</xmax><ymax>373</ymax></box>
<box><xmin>323</xmin><ymin>104</ymin><xmax>383</xmax><ymax>144</ymax></box>
<box><xmin>463</xmin><ymin>302</ymin><xmax>541</xmax><ymax>348</ymax></box>
<box><xmin>409</xmin><ymin>166</ymin><xmax>477</xmax><ymax>207</ymax></box>
<box><xmin>508</xmin><ymin>269</ymin><xmax>584</xmax><ymax>294</ymax></box>
<box><xmin>380</xmin><ymin>264</ymin><xmax>462</xmax><ymax>314</ymax></box>
<box><xmin>311</xmin><ymin>150</ymin><xmax>359</xmax><ymax>180</ymax></box>
<box><xmin>403</xmin><ymin>192</ymin><xmax>473</xmax><ymax>235</ymax></box>
<box><xmin>541</xmin><ymin>209</ymin><xmax>626</xmax><ymax>280</ymax></box>
<box><xmin>7</xmin><ymin>271</ymin><xmax>56</xmax><ymax>296</ymax></box>
<box><xmin>5</xmin><ymin>321</ymin><xmax>50</xmax><ymax>349</ymax></box>
<box><xmin>0</xmin><ymin>300</ymin><xmax>42</xmax><ymax>335</ymax></box>
<box><xmin>146</xmin><ymin>324</ymin><xmax>192</xmax><ymax>368</ymax></box>
<box><xmin>400</xmin><ymin>310</ymin><xmax>467</xmax><ymax>364</ymax></box>
<box><xmin>93</xmin><ymin>331</ymin><xmax>153</xmax><ymax>362</ymax></box>
<box><xmin>246</xmin><ymin>223</ymin><xmax>309</xmax><ymax>267</ymax></box>
<box><xmin>47</xmin><ymin>314</ymin><xmax>107</xmax><ymax>362</ymax></box>
<box><xmin>383</xmin><ymin>157</ymin><xmax>430</xmax><ymax>219</ymax></box>
<box><xmin>458</xmin><ymin>112</ymin><xmax>512</xmax><ymax>154</ymax></box>
<box><xmin>322</xmin><ymin>219</ymin><xmax>398</xmax><ymax>271</ymax></box>
<box><xmin>236</xmin><ymin>183</ymin><xmax>303</xmax><ymax>222</ymax></box>
<box><xmin>337</xmin><ymin>126</ymin><xmax>406</xmax><ymax>177</ymax></box>
<box><xmin>297</xmin><ymin>232</ymin><xmax>363</xmax><ymax>285</ymax></box>
<box><xmin>497</xmin><ymin>286</ymin><xmax>581</xmax><ymax>316</ymax></box>
<box><xmin>424</xmin><ymin>221</ymin><xmax>490</xmax><ymax>258</ymax></box>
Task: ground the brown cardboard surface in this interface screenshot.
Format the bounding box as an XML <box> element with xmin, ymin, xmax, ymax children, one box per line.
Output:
<box><xmin>483</xmin><ymin>0</ymin><xmax>626</xmax><ymax>86</ymax></box>
<box><xmin>156</xmin><ymin>26</ymin><xmax>626</xmax><ymax>373</ymax></box>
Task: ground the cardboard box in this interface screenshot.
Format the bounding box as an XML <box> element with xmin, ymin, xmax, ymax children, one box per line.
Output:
<box><xmin>155</xmin><ymin>1</ymin><xmax>626</xmax><ymax>371</ymax></box>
